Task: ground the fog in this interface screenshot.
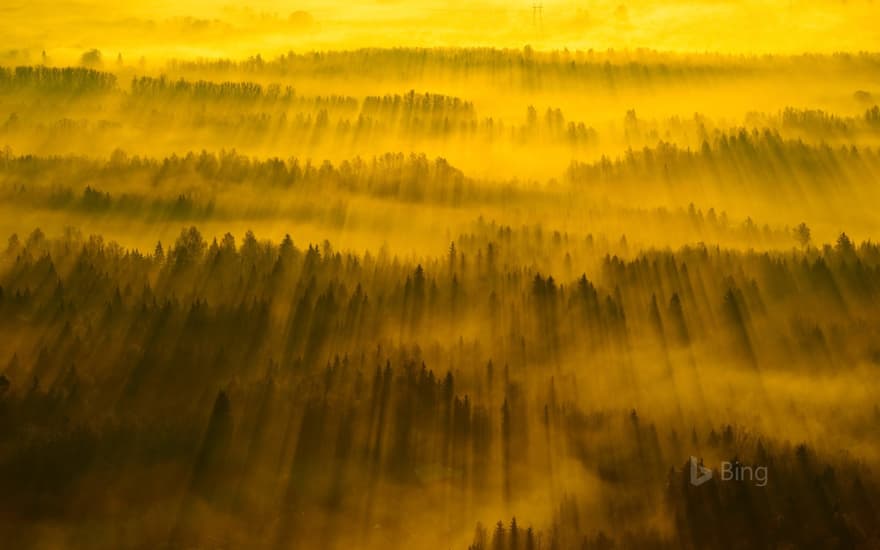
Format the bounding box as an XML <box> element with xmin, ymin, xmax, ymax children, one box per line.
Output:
<box><xmin>1</xmin><ymin>3</ymin><xmax>880</xmax><ymax>550</ymax></box>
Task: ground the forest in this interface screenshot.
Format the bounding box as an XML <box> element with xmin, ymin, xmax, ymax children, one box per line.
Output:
<box><xmin>2</xmin><ymin>1</ymin><xmax>880</xmax><ymax>549</ymax></box>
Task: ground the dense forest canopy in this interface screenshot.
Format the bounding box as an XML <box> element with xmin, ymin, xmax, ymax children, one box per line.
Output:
<box><xmin>2</xmin><ymin>2</ymin><xmax>880</xmax><ymax>549</ymax></box>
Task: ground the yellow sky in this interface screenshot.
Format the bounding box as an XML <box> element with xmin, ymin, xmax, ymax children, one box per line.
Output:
<box><xmin>1</xmin><ymin>0</ymin><xmax>879</xmax><ymax>64</ymax></box>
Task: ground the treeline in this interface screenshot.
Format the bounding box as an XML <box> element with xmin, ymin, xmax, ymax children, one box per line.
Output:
<box><xmin>0</xmin><ymin>184</ymin><xmax>216</xmax><ymax>220</ymax></box>
<box><xmin>129</xmin><ymin>75</ymin><xmax>360</xmax><ymax>112</ymax></box>
<box><xmin>619</xmin><ymin>106</ymin><xmax>880</xmax><ymax>149</ymax></box>
<box><xmin>12</xmin><ymin>66</ymin><xmax>880</xmax><ymax>156</ymax></box>
<box><xmin>0</xmin><ymin>66</ymin><xmax>116</xmax><ymax>93</ymax></box>
<box><xmin>362</xmin><ymin>91</ymin><xmax>475</xmax><ymax>120</ymax></box>
<box><xmin>2</xmin><ymin>70</ymin><xmax>601</xmax><ymax>147</ymax></box>
<box><xmin>746</xmin><ymin>105</ymin><xmax>880</xmax><ymax>137</ymax></box>
<box><xmin>0</xmin><ymin>151</ymin><xmax>480</xmax><ymax>204</ymax></box>
<box><xmin>567</xmin><ymin>129</ymin><xmax>880</xmax><ymax>194</ymax></box>
<box><xmin>131</xmin><ymin>75</ymin><xmax>287</xmax><ymax>101</ymax></box>
<box><xmin>3</xmin><ymin>226</ymin><xmax>880</xmax><ymax>402</ymax></box>
<box><xmin>2</xmin><ymin>101</ymin><xmax>599</xmax><ymax>151</ymax></box>
<box><xmin>164</xmin><ymin>49</ymin><xmax>880</xmax><ymax>89</ymax></box>
<box><xmin>0</xmin><ymin>151</ymin><xmax>806</xmax><ymax>247</ymax></box>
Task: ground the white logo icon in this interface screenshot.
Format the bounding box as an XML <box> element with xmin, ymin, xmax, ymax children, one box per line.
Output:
<box><xmin>689</xmin><ymin>456</ymin><xmax>713</xmax><ymax>486</ymax></box>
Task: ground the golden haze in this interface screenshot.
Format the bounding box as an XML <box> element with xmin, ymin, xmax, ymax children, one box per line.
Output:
<box><xmin>1</xmin><ymin>2</ymin><xmax>880</xmax><ymax>549</ymax></box>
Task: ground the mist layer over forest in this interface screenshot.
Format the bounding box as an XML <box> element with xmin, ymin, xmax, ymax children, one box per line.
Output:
<box><xmin>2</xmin><ymin>2</ymin><xmax>880</xmax><ymax>549</ymax></box>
